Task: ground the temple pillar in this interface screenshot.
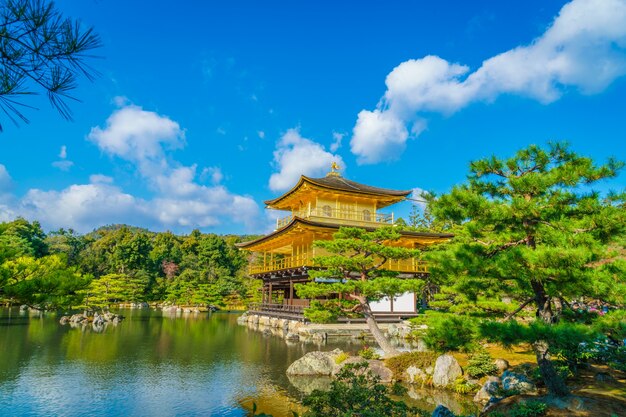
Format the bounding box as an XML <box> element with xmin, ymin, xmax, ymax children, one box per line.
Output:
<box><xmin>269</xmin><ymin>281</ymin><xmax>273</xmax><ymax>304</ymax></box>
<box><xmin>289</xmin><ymin>280</ymin><xmax>294</xmax><ymax>305</ymax></box>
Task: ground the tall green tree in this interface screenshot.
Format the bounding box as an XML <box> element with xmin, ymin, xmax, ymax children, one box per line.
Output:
<box><xmin>296</xmin><ymin>227</ymin><xmax>422</xmax><ymax>356</ymax></box>
<box><xmin>427</xmin><ymin>143</ymin><xmax>626</xmax><ymax>396</ymax></box>
<box><xmin>0</xmin><ymin>0</ymin><xmax>101</xmax><ymax>130</ymax></box>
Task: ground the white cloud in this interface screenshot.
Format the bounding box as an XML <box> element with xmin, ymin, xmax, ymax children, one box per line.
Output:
<box><xmin>410</xmin><ymin>187</ymin><xmax>429</xmax><ymax>209</ymax></box>
<box><xmin>351</xmin><ymin>0</ymin><xmax>626</xmax><ymax>164</ymax></box>
<box><xmin>0</xmin><ymin>104</ymin><xmax>260</xmax><ymax>232</ymax></box>
<box><xmin>87</xmin><ymin>104</ymin><xmax>185</xmax><ymax>169</ymax></box>
<box><xmin>200</xmin><ymin>167</ymin><xmax>223</xmax><ymax>184</ymax></box>
<box><xmin>89</xmin><ymin>174</ymin><xmax>114</xmax><ymax>184</ymax></box>
<box><xmin>330</xmin><ymin>131</ymin><xmax>344</xmax><ymax>152</ymax></box>
<box><xmin>52</xmin><ymin>145</ymin><xmax>74</xmax><ymax>171</ymax></box>
<box><xmin>51</xmin><ymin>160</ymin><xmax>74</xmax><ymax>171</ymax></box>
<box><xmin>0</xmin><ymin>164</ymin><xmax>12</xmax><ymax>193</ymax></box>
<box><xmin>257</xmin><ymin>130</ymin><xmax>265</xmax><ymax>139</ymax></box>
<box><xmin>19</xmin><ymin>183</ymin><xmax>146</xmax><ymax>232</ymax></box>
<box><xmin>269</xmin><ymin>129</ymin><xmax>345</xmax><ymax>192</ymax></box>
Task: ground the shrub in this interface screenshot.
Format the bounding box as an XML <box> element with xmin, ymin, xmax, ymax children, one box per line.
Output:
<box><xmin>508</xmin><ymin>400</ymin><xmax>548</xmax><ymax>417</ymax></box>
<box><xmin>302</xmin><ymin>361</ymin><xmax>428</xmax><ymax>417</ymax></box>
<box><xmin>334</xmin><ymin>352</ymin><xmax>349</xmax><ymax>364</ymax></box>
<box><xmin>452</xmin><ymin>377</ymin><xmax>480</xmax><ymax>395</ymax></box>
<box><xmin>358</xmin><ymin>346</ymin><xmax>380</xmax><ymax>360</ymax></box>
<box><xmin>385</xmin><ymin>351</ymin><xmax>437</xmax><ymax>380</ymax></box>
<box><xmin>423</xmin><ymin>313</ymin><xmax>478</xmax><ymax>352</ymax></box>
<box><xmin>465</xmin><ymin>350</ymin><xmax>498</xmax><ymax>378</ymax></box>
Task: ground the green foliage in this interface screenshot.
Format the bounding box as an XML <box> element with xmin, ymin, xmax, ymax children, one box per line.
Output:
<box><xmin>0</xmin><ymin>219</ymin><xmax>253</xmax><ymax>309</ymax></box>
<box><xmin>426</xmin><ymin>143</ymin><xmax>626</xmax><ymax>320</ymax></box>
<box><xmin>303</xmin><ymin>299</ymin><xmax>360</xmax><ymax>323</ymax></box>
<box><xmin>357</xmin><ymin>346</ymin><xmax>380</xmax><ymax>360</ymax></box>
<box><xmin>301</xmin><ymin>361</ymin><xmax>427</xmax><ymax>417</ymax></box>
<box><xmin>466</xmin><ymin>350</ymin><xmax>498</xmax><ymax>378</ymax></box>
<box><xmin>452</xmin><ymin>377</ymin><xmax>480</xmax><ymax>394</ymax></box>
<box><xmin>0</xmin><ymin>0</ymin><xmax>102</xmax><ymax>129</ymax></box>
<box><xmin>508</xmin><ymin>401</ymin><xmax>548</xmax><ymax>417</ymax></box>
<box><xmin>385</xmin><ymin>351</ymin><xmax>437</xmax><ymax>380</ymax></box>
<box><xmin>0</xmin><ymin>254</ymin><xmax>89</xmax><ymax>308</ymax></box>
<box><xmin>334</xmin><ymin>352</ymin><xmax>349</xmax><ymax>364</ymax></box>
<box><xmin>422</xmin><ymin>313</ymin><xmax>478</xmax><ymax>352</ymax></box>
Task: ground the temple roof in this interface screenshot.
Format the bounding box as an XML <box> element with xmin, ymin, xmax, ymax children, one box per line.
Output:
<box><xmin>264</xmin><ymin>174</ymin><xmax>412</xmax><ymax>209</ymax></box>
<box><xmin>236</xmin><ymin>217</ymin><xmax>453</xmax><ymax>251</ymax></box>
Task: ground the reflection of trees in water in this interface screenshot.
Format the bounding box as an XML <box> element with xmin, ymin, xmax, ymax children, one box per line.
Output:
<box><xmin>0</xmin><ymin>309</ymin><xmax>480</xmax><ymax>416</ymax></box>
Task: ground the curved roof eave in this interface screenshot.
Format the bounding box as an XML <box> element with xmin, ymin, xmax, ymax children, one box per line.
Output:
<box><xmin>236</xmin><ymin>217</ymin><xmax>454</xmax><ymax>250</ymax></box>
<box><xmin>264</xmin><ymin>175</ymin><xmax>412</xmax><ymax>207</ymax></box>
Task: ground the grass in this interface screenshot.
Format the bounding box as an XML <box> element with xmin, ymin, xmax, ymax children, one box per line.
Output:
<box><xmin>452</xmin><ymin>343</ymin><xmax>536</xmax><ymax>368</ymax></box>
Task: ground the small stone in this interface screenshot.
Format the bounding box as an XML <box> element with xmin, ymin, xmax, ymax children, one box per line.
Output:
<box><xmin>285</xmin><ymin>332</ymin><xmax>300</xmax><ymax>342</ymax></box>
<box><xmin>59</xmin><ymin>316</ymin><xmax>70</xmax><ymax>325</ymax></box>
<box><xmin>594</xmin><ymin>372</ymin><xmax>615</xmax><ymax>382</ymax></box>
<box><xmin>473</xmin><ymin>376</ymin><xmax>501</xmax><ymax>404</ymax></box>
<box><xmin>494</xmin><ymin>358</ymin><xmax>509</xmax><ymax>373</ymax></box>
<box><xmin>405</xmin><ymin>365</ymin><xmax>428</xmax><ymax>384</ymax></box>
<box><xmin>431</xmin><ymin>404</ymin><xmax>456</xmax><ymax>417</ymax></box>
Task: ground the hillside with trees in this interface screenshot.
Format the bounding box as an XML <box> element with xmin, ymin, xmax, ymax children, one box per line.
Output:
<box><xmin>0</xmin><ymin>220</ymin><xmax>260</xmax><ymax>310</ymax></box>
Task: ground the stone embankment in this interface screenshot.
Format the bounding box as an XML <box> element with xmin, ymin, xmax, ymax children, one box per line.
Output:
<box><xmin>237</xmin><ymin>312</ymin><xmax>400</xmax><ymax>342</ymax></box>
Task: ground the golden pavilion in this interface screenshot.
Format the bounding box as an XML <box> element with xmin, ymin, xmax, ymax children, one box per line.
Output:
<box><xmin>238</xmin><ymin>165</ymin><xmax>453</xmax><ymax>321</ymax></box>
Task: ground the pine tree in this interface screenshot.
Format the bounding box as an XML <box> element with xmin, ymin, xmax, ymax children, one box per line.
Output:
<box><xmin>427</xmin><ymin>143</ymin><xmax>626</xmax><ymax>396</ymax></box>
<box><xmin>296</xmin><ymin>227</ymin><xmax>423</xmax><ymax>357</ymax></box>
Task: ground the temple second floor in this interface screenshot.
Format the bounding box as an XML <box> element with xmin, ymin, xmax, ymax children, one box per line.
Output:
<box><xmin>237</xmin><ymin>217</ymin><xmax>453</xmax><ymax>276</ymax></box>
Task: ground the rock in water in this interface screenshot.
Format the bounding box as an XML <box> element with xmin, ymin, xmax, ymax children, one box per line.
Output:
<box><xmin>285</xmin><ymin>332</ymin><xmax>300</xmax><ymax>342</ymax></box>
<box><xmin>432</xmin><ymin>354</ymin><xmax>463</xmax><ymax>387</ymax></box>
<box><xmin>59</xmin><ymin>316</ymin><xmax>70</xmax><ymax>325</ymax></box>
<box><xmin>431</xmin><ymin>405</ymin><xmax>456</xmax><ymax>417</ymax></box>
<box><xmin>501</xmin><ymin>371</ymin><xmax>537</xmax><ymax>394</ymax></box>
<box><xmin>286</xmin><ymin>349</ymin><xmax>344</xmax><ymax>376</ymax></box>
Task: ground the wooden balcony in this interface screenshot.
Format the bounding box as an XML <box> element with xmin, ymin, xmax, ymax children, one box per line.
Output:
<box><xmin>276</xmin><ymin>207</ymin><xmax>394</xmax><ymax>229</ymax></box>
<box><xmin>249</xmin><ymin>254</ymin><xmax>312</xmax><ymax>275</ymax></box>
<box><xmin>248</xmin><ymin>255</ymin><xmax>428</xmax><ymax>275</ymax></box>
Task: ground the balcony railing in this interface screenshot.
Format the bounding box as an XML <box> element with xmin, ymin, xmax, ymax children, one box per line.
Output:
<box><xmin>249</xmin><ymin>254</ymin><xmax>311</xmax><ymax>275</ymax></box>
<box><xmin>249</xmin><ymin>254</ymin><xmax>428</xmax><ymax>275</ymax></box>
<box><xmin>276</xmin><ymin>207</ymin><xmax>394</xmax><ymax>229</ymax></box>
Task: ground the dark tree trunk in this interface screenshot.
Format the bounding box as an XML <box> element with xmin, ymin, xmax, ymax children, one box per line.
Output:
<box><xmin>533</xmin><ymin>340</ymin><xmax>570</xmax><ymax>397</ymax></box>
<box><xmin>355</xmin><ymin>294</ymin><xmax>400</xmax><ymax>357</ymax></box>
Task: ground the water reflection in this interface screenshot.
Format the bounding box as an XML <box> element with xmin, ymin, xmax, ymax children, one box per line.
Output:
<box><xmin>0</xmin><ymin>309</ymin><xmax>478</xmax><ymax>417</ymax></box>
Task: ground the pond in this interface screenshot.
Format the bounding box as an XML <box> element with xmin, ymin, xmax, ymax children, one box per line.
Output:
<box><xmin>0</xmin><ymin>308</ymin><xmax>478</xmax><ymax>416</ymax></box>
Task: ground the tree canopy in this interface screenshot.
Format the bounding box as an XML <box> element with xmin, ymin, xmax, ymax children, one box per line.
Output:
<box><xmin>424</xmin><ymin>143</ymin><xmax>626</xmax><ymax>396</ymax></box>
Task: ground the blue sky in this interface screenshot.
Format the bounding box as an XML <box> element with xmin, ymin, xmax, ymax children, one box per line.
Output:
<box><xmin>1</xmin><ymin>0</ymin><xmax>625</xmax><ymax>234</ymax></box>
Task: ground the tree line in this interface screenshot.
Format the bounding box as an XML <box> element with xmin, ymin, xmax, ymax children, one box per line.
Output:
<box><xmin>0</xmin><ymin>221</ymin><xmax>261</xmax><ymax>310</ymax></box>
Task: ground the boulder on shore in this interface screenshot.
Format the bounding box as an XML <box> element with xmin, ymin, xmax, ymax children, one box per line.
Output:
<box><xmin>432</xmin><ymin>354</ymin><xmax>463</xmax><ymax>388</ymax></box>
<box><xmin>494</xmin><ymin>358</ymin><xmax>509</xmax><ymax>373</ymax></box>
<box><xmin>501</xmin><ymin>370</ymin><xmax>537</xmax><ymax>394</ymax></box>
<box><xmin>473</xmin><ymin>376</ymin><xmax>501</xmax><ymax>404</ymax></box>
<box><xmin>335</xmin><ymin>357</ymin><xmax>393</xmax><ymax>383</ymax></box>
<box><xmin>286</xmin><ymin>349</ymin><xmax>344</xmax><ymax>376</ymax></box>
<box><xmin>431</xmin><ymin>405</ymin><xmax>456</xmax><ymax>417</ymax></box>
